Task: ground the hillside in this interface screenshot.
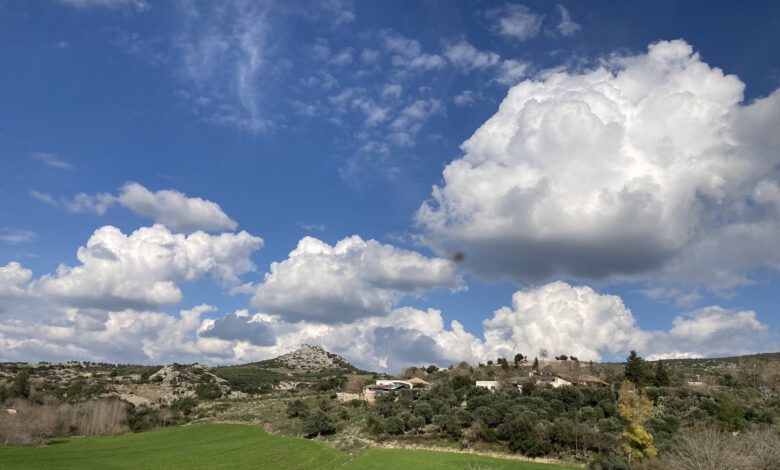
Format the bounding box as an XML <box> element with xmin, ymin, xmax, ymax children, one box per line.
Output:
<box><xmin>212</xmin><ymin>344</ymin><xmax>369</xmax><ymax>393</ymax></box>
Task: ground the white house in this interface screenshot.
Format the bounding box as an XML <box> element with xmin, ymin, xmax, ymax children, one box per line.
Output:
<box><xmin>550</xmin><ymin>375</ymin><xmax>574</xmax><ymax>388</ymax></box>
<box><xmin>475</xmin><ymin>380</ymin><xmax>499</xmax><ymax>391</ymax></box>
<box><xmin>376</xmin><ymin>379</ymin><xmax>413</xmax><ymax>388</ymax></box>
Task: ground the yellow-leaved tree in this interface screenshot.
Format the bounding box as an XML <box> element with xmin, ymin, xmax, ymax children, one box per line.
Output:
<box><xmin>618</xmin><ymin>380</ymin><xmax>657</xmax><ymax>463</ymax></box>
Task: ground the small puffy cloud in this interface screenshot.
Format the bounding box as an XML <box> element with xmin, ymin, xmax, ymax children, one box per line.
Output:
<box><xmin>389</xmin><ymin>98</ymin><xmax>444</xmax><ymax>141</ymax></box>
<box><xmin>444</xmin><ymin>40</ymin><xmax>501</xmax><ymax>71</ymax></box>
<box><xmin>31</xmin><ymin>152</ymin><xmax>73</xmax><ymax>170</ymax></box>
<box><xmin>330</xmin><ymin>48</ymin><xmax>354</xmax><ymax>66</ymax></box>
<box><xmin>495</xmin><ymin>59</ymin><xmax>529</xmax><ymax>85</ymax></box>
<box><xmin>417</xmin><ymin>40</ymin><xmax>780</xmax><ymax>288</ymax></box>
<box><xmin>383</xmin><ymin>32</ymin><xmax>446</xmax><ymax>71</ymax></box>
<box><xmin>381</xmin><ymin>83</ymin><xmax>402</xmax><ymax>99</ymax></box>
<box><xmin>555</xmin><ymin>4</ymin><xmax>581</xmax><ymax>37</ymax></box>
<box><xmin>251</xmin><ymin>235</ymin><xmax>461</xmax><ymax>322</ymax></box>
<box><xmin>117</xmin><ymin>182</ymin><xmax>238</xmax><ymax>232</ymax></box>
<box><xmin>351</xmin><ymin>98</ymin><xmax>389</xmax><ymax>126</ymax></box>
<box><xmin>360</xmin><ymin>48</ymin><xmax>379</xmax><ymax>63</ymax></box>
<box><xmin>64</xmin><ymin>192</ymin><xmax>116</xmax><ymax>215</ymax></box>
<box><xmin>34</xmin><ymin>224</ymin><xmax>263</xmax><ymax>310</ymax></box>
<box><xmin>485</xmin><ymin>4</ymin><xmax>543</xmax><ymax>41</ymax></box>
<box><xmin>454</xmin><ymin>90</ymin><xmax>476</xmax><ymax>106</ymax></box>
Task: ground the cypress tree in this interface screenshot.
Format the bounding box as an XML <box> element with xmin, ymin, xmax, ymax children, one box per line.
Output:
<box><xmin>654</xmin><ymin>360</ymin><xmax>670</xmax><ymax>387</ymax></box>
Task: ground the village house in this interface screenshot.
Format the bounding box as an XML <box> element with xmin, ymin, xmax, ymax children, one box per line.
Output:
<box><xmin>531</xmin><ymin>372</ymin><xmax>609</xmax><ymax>389</ymax></box>
<box><xmin>475</xmin><ymin>380</ymin><xmax>499</xmax><ymax>391</ymax></box>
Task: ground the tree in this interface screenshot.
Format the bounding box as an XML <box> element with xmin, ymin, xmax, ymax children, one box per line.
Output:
<box><xmin>624</xmin><ymin>351</ymin><xmax>651</xmax><ymax>387</ymax></box>
<box><xmin>714</xmin><ymin>394</ymin><xmax>745</xmax><ymax>432</ymax></box>
<box><xmin>532</xmin><ymin>357</ymin><xmax>539</xmax><ymax>371</ymax></box>
<box><xmin>11</xmin><ymin>369</ymin><xmax>30</xmax><ymax>398</ymax></box>
<box><xmin>425</xmin><ymin>364</ymin><xmax>439</xmax><ymax>374</ymax></box>
<box><xmin>385</xmin><ymin>416</ymin><xmax>405</xmax><ymax>435</ymax></box>
<box><xmin>408</xmin><ymin>414</ymin><xmax>425</xmax><ymax>434</ymax></box>
<box><xmin>618</xmin><ymin>381</ymin><xmax>657</xmax><ymax>463</ymax></box>
<box><xmin>487</xmin><ymin>360</ymin><xmax>493</xmax><ymax>366</ymax></box>
<box><xmin>654</xmin><ymin>360</ymin><xmax>670</xmax><ymax>387</ymax></box>
<box><xmin>414</xmin><ymin>401</ymin><xmax>434</xmax><ymax>424</ymax></box>
<box><xmin>302</xmin><ymin>410</ymin><xmax>336</xmax><ymax>437</ymax></box>
<box><xmin>514</xmin><ymin>353</ymin><xmax>524</xmax><ymax>367</ymax></box>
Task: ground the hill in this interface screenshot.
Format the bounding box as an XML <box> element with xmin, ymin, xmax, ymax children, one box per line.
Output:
<box><xmin>212</xmin><ymin>344</ymin><xmax>369</xmax><ymax>393</ymax></box>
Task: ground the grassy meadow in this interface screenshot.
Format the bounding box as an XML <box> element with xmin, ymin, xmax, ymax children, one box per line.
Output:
<box><xmin>0</xmin><ymin>424</ymin><xmax>576</xmax><ymax>469</ymax></box>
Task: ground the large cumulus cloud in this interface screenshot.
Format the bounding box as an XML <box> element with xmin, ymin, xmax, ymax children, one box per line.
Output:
<box><xmin>34</xmin><ymin>224</ymin><xmax>263</xmax><ymax>310</ymax></box>
<box><xmin>416</xmin><ymin>40</ymin><xmax>780</xmax><ymax>287</ymax></box>
<box><xmin>251</xmin><ymin>235</ymin><xmax>462</xmax><ymax>322</ymax></box>
<box><xmin>480</xmin><ymin>281</ymin><xmax>766</xmax><ymax>362</ymax></box>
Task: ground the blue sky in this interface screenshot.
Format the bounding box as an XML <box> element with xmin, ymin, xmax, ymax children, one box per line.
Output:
<box><xmin>1</xmin><ymin>0</ymin><xmax>779</xmax><ymax>370</ymax></box>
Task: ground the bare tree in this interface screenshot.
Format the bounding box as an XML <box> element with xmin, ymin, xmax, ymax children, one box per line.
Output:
<box><xmin>662</xmin><ymin>427</ymin><xmax>752</xmax><ymax>470</ymax></box>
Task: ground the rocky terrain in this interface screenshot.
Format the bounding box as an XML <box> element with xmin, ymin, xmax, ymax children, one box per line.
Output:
<box><xmin>272</xmin><ymin>344</ymin><xmax>351</xmax><ymax>370</ymax></box>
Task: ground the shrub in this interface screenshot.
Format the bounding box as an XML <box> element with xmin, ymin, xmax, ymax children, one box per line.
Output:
<box><xmin>302</xmin><ymin>410</ymin><xmax>336</xmax><ymax>437</ymax></box>
<box><xmin>286</xmin><ymin>399</ymin><xmax>310</xmax><ymax>418</ymax></box>
<box><xmin>385</xmin><ymin>416</ymin><xmax>405</xmax><ymax>435</ymax></box>
<box><xmin>195</xmin><ymin>382</ymin><xmax>223</xmax><ymax>400</ymax></box>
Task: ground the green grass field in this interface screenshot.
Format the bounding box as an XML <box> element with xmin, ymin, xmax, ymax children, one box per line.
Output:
<box><xmin>341</xmin><ymin>448</ymin><xmax>575</xmax><ymax>470</ymax></box>
<box><xmin>0</xmin><ymin>424</ymin><xmax>576</xmax><ymax>469</ymax></box>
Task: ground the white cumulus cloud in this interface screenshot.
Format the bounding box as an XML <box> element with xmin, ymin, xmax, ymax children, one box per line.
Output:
<box><xmin>117</xmin><ymin>182</ymin><xmax>238</xmax><ymax>232</ymax></box>
<box><xmin>58</xmin><ymin>182</ymin><xmax>238</xmax><ymax>233</ymax></box>
<box><xmin>480</xmin><ymin>281</ymin><xmax>767</xmax><ymax>362</ymax></box>
<box><xmin>251</xmin><ymin>235</ymin><xmax>462</xmax><ymax>322</ymax></box>
<box><xmin>34</xmin><ymin>224</ymin><xmax>263</xmax><ymax>310</ymax></box>
<box><xmin>417</xmin><ymin>40</ymin><xmax>780</xmax><ymax>288</ymax></box>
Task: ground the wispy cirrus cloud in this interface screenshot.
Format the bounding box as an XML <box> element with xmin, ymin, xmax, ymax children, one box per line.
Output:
<box><xmin>555</xmin><ymin>4</ymin><xmax>581</xmax><ymax>37</ymax></box>
<box><xmin>0</xmin><ymin>229</ymin><xmax>36</xmax><ymax>244</ymax></box>
<box><xmin>58</xmin><ymin>0</ymin><xmax>149</xmax><ymax>11</ymax></box>
<box><xmin>31</xmin><ymin>152</ymin><xmax>74</xmax><ymax>170</ymax></box>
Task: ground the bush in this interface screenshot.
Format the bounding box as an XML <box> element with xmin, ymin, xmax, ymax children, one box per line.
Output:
<box><xmin>302</xmin><ymin>410</ymin><xmax>336</xmax><ymax>437</ymax></box>
<box><xmin>169</xmin><ymin>397</ymin><xmax>198</xmax><ymax>416</ymax></box>
<box><xmin>413</xmin><ymin>401</ymin><xmax>434</xmax><ymax>424</ymax></box>
<box><xmin>125</xmin><ymin>405</ymin><xmax>162</xmax><ymax>433</ymax></box>
<box><xmin>286</xmin><ymin>399</ymin><xmax>310</xmax><ymax>418</ymax></box>
<box><xmin>385</xmin><ymin>416</ymin><xmax>405</xmax><ymax>435</ymax></box>
<box><xmin>195</xmin><ymin>382</ymin><xmax>223</xmax><ymax>400</ymax></box>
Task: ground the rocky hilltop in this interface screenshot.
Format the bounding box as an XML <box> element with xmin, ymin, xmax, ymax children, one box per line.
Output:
<box><xmin>273</xmin><ymin>344</ymin><xmax>351</xmax><ymax>370</ymax></box>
